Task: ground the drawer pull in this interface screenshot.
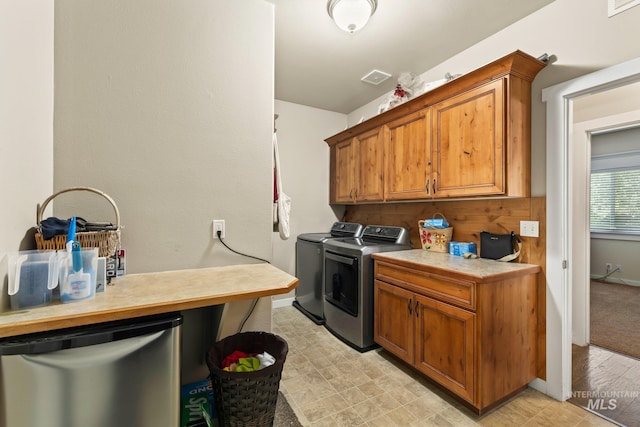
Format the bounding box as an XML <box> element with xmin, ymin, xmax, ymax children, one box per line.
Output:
<box><xmin>408</xmin><ymin>298</ymin><xmax>413</xmax><ymax>315</ymax></box>
<box><xmin>415</xmin><ymin>300</ymin><xmax>419</xmax><ymax>318</ymax></box>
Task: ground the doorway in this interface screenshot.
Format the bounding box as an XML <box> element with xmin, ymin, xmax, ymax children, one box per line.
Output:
<box><xmin>569</xmin><ymin>101</ymin><xmax>640</xmax><ymax>425</ymax></box>
<box><xmin>542</xmin><ymin>56</ymin><xmax>640</xmax><ymax>402</ymax></box>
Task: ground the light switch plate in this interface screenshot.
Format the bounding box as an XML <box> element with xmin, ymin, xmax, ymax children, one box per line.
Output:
<box><xmin>520</xmin><ymin>220</ymin><xmax>539</xmax><ymax>238</ymax></box>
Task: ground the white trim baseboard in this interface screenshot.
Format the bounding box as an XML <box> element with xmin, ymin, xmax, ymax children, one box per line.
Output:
<box><xmin>529</xmin><ymin>378</ymin><xmax>547</xmax><ymax>395</ymax></box>
<box><xmin>272</xmin><ymin>296</ymin><xmax>295</xmax><ymax>309</ymax></box>
<box><xmin>589</xmin><ymin>275</ymin><xmax>640</xmax><ymax>286</ymax></box>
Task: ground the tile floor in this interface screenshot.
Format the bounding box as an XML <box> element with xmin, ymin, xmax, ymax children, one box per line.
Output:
<box><xmin>273</xmin><ymin>305</ymin><xmax>617</xmax><ymax>427</ymax></box>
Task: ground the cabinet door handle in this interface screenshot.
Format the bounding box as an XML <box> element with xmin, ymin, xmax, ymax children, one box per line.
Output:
<box><xmin>425</xmin><ymin>180</ymin><xmax>430</xmax><ymax>195</ymax></box>
<box><xmin>415</xmin><ymin>300</ymin><xmax>419</xmax><ymax>318</ymax></box>
<box><xmin>432</xmin><ymin>179</ymin><xmax>436</xmax><ymax>194</ymax></box>
<box><xmin>408</xmin><ymin>298</ymin><xmax>412</xmax><ymax>315</ymax></box>
<box><xmin>355</xmin><ymin>188</ymin><xmax>359</xmax><ymax>198</ymax></box>
<box><xmin>349</xmin><ymin>189</ymin><xmax>353</xmax><ymax>199</ymax></box>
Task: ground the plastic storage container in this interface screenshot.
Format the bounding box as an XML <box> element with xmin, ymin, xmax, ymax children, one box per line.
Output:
<box><xmin>58</xmin><ymin>247</ymin><xmax>99</xmax><ymax>302</ymax></box>
<box><xmin>7</xmin><ymin>250</ymin><xmax>59</xmax><ymax>309</ymax></box>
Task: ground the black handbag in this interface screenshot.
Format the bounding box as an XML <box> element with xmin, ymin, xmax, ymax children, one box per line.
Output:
<box><xmin>480</xmin><ymin>231</ymin><xmax>521</xmax><ymax>262</ymax></box>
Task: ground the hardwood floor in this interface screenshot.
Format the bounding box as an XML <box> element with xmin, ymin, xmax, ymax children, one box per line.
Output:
<box><xmin>571</xmin><ymin>344</ymin><xmax>640</xmax><ymax>427</ymax></box>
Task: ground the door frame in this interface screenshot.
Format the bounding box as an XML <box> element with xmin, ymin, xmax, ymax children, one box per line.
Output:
<box><xmin>542</xmin><ymin>56</ymin><xmax>640</xmax><ymax>401</ymax></box>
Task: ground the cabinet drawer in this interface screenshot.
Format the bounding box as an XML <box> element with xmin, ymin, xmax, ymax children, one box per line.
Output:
<box><xmin>375</xmin><ymin>261</ymin><xmax>476</xmax><ymax>310</ymax></box>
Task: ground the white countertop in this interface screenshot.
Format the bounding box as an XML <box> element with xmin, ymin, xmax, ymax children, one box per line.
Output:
<box><xmin>0</xmin><ymin>263</ymin><xmax>298</xmax><ymax>339</ymax></box>
<box><xmin>372</xmin><ymin>249</ymin><xmax>540</xmax><ymax>282</ymax></box>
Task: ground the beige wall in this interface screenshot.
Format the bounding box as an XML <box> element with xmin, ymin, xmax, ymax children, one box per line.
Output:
<box><xmin>347</xmin><ymin>0</ymin><xmax>640</xmax><ymax>197</ymax></box>
<box><xmin>51</xmin><ymin>1</ymin><xmax>276</xmax><ymax>382</ymax></box>
<box><xmin>0</xmin><ymin>0</ymin><xmax>54</xmax><ymax>311</ymax></box>
<box><xmin>271</xmin><ymin>100</ymin><xmax>346</xmax><ymax>300</ymax></box>
<box><xmin>590</xmin><ymin>240</ymin><xmax>639</xmax><ymax>284</ymax></box>
<box><xmin>53</xmin><ymin>0</ymin><xmax>275</xmax><ymax>274</ymax></box>
<box><xmin>574</xmin><ymin>82</ymin><xmax>640</xmax><ymax>123</ymax></box>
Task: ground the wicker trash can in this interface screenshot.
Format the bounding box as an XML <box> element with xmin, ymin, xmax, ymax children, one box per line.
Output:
<box><xmin>206</xmin><ymin>332</ymin><xmax>288</xmax><ymax>427</ymax></box>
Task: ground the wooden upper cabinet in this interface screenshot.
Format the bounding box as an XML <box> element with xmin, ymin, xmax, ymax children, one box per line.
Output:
<box><xmin>432</xmin><ymin>79</ymin><xmax>505</xmax><ymax>197</ymax></box>
<box><xmin>333</xmin><ymin>138</ymin><xmax>355</xmax><ymax>203</ymax></box>
<box><xmin>326</xmin><ymin>50</ymin><xmax>546</xmax><ymax>204</ymax></box>
<box><xmin>330</xmin><ymin>127</ymin><xmax>385</xmax><ymax>203</ymax></box>
<box><xmin>385</xmin><ymin>109</ymin><xmax>431</xmax><ymax>200</ymax></box>
<box><xmin>356</xmin><ymin>127</ymin><xmax>385</xmax><ymax>202</ymax></box>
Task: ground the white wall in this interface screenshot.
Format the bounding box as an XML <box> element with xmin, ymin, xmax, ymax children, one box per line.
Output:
<box><xmin>347</xmin><ymin>0</ymin><xmax>640</xmax><ymax>197</ymax></box>
<box><xmin>271</xmin><ymin>100</ymin><xmax>346</xmax><ymax>300</ymax></box>
<box><xmin>0</xmin><ymin>0</ymin><xmax>54</xmax><ymax>311</ymax></box>
<box><xmin>53</xmin><ymin>0</ymin><xmax>274</xmax><ymax>274</ymax></box>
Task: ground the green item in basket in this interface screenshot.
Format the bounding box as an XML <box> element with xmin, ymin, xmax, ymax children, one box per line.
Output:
<box><xmin>235</xmin><ymin>356</ymin><xmax>260</xmax><ymax>372</ymax></box>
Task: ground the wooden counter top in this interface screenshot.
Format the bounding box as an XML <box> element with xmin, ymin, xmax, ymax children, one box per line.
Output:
<box><xmin>0</xmin><ymin>263</ymin><xmax>298</xmax><ymax>339</ymax></box>
<box><xmin>372</xmin><ymin>249</ymin><xmax>540</xmax><ymax>283</ymax></box>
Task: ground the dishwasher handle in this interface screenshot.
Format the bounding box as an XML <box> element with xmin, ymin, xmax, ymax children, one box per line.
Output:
<box><xmin>0</xmin><ymin>313</ymin><xmax>182</xmax><ymax>355</ymax></box>
<box><xmin>22</xmin><ymin>330</ymin><xmax>167</xmax><ymax>369</ymax></box>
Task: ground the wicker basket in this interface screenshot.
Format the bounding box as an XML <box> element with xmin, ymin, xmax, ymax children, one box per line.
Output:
<box><xmin>418</xmin><ymin>213</ymin><xmax>453</xmax><ymax>253</ymax></box>
<box><xmin>34</xmin><ymin>187</ymin><xmax>121</xmax><ymax>258</ymax></box>
<box><xmin>206</xmin><ymin>332</ymin><xmax>288</xmax><ymax>427</ymax></box>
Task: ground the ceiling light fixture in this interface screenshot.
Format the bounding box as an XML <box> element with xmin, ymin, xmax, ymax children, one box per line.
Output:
<box><xmin>327</xmin><ymin>0</ymin><xmax>378</xmax><ymax>33</ymax></box>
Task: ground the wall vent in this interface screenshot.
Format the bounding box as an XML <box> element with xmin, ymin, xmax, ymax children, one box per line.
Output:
<box><xmin>608</xmin><ymin>0</ymin><xmax>640</xmax><ymax>16</ymax></box>
<box><xmin>361</xmin><ymin>69</ymin><xmax>391</xmax><ymax>85</ymax></box>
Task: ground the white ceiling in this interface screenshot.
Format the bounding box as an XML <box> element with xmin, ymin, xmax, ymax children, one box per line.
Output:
<box><xmin>268</xmin><ymin>0</ymin><xmax>555</xmax><ymax>113</ymax></box>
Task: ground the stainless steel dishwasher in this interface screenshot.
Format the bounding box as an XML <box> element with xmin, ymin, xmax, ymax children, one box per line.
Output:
<box><xmin>0</xmin><ymin>313</ymin><xmax>182</xmax><ymax>427</ymax></box>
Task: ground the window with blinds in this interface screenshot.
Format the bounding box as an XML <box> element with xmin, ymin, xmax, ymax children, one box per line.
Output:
<box><xmin>590</xmin><ymin>168</ymin><xmax>640</xmax><ymax>233</ymax></box>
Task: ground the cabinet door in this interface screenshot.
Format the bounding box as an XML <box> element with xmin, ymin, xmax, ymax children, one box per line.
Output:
<box><xmin>333</xmin><ymin>138</ymin><xmax>355</xmax><ymax>203</ymax></box>
<box><xmin>432</xmin><ymin>79</ymin><xmax>505</xmax><ymax>197</ymax></box>
<box><xmin>414</xmin><ymin>294</ymin><xmax>475</xmax><ymax>404</ymax></box>
<box><xmin>374</xmin><ymin>280</ymin><xmax>414</xmax><ymax>364</ymax></box>
<box><xmin>385</xmin><ymin>109</ymin><xmax>431</xmax><ymax>200</ymax></box>
<box><xmin>355</xmin><ymin>127</ymin><xmax>385</xmax><ymax>202</ymax></box>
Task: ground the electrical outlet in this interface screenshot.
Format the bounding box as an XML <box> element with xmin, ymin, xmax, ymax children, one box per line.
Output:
<box><xmin>616</xmin><ymin>264</ymin><xmax>623</xmax><ymax>272</ymax></box>
<box><xmin>520</xmin><ymin>220</ymin><xmax>539</xmax><ymax>237</ymax></box>
<box><xmin>606</xmin><ymin>263</ymin><xmax>612</xmax><ymax>273</ymax></box>
<box><xmin>213</xmin><ymin>220</ymin><xmax>225</xmax><ymax>239</ymax></box>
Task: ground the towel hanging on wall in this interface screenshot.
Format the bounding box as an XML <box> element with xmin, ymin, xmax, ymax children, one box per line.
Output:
<box><xmin>273</xmin><ymin>132</ymin><xmax>291</xmax><ymax>240</ymax></box>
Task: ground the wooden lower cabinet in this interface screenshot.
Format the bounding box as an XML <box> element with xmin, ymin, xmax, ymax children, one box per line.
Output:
<box><xmin>415</xmin><ymin>294</ymin><xmax>475</xmax><ymax>404</ymax></box>
<box><xmin>374</xmin><ymin>259</ymin><xmax>538</xmax><ymax>414</ymax></box>
<box><xmin>374</xmin><ymin>280</ymin><xmax>414</xmax><ymax>363</ymax></box>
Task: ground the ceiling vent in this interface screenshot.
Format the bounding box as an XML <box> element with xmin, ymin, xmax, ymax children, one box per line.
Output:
<box><xmin>608</xmin><ymin>0</ymin><xmax>640</xmax><ymax>16</ymax></box>
<box><xmin>361</xmin><ymin>69</ymin><xmax>392</xmax><ymax>85</ymax></box>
